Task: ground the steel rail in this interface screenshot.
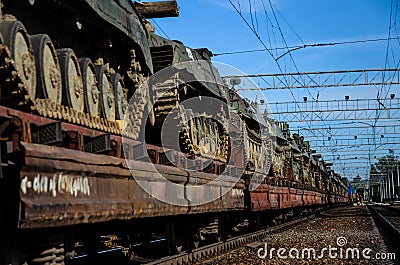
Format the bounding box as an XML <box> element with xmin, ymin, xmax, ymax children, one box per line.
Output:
<box><xmin>144</xmin><ymin>215</ymin><xmax>315</xmax><ymax>265</ymax></box>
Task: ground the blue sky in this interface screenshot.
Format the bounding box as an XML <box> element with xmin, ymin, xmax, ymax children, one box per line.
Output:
<box><xmin>149</xmin><ymin>0</ymin><xmax>399</xmax><ymax>179</ymax></box>
<box><xmin>151</xmin><ymin>0</ymin><xmax>392</xmax><ymax>69</ymax></box>
<box><xmin>151</xmin><ymin>0</ymin><xmax>397</xmax><ymax>101</ymax></box>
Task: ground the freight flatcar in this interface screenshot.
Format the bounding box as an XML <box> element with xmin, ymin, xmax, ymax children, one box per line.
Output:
<box><xmin>0</xmin><ymin>1</ymin><xmax>349</xmax><ymax>264</ymax></box>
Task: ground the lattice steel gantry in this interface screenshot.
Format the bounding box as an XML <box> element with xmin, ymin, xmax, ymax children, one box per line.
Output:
<box><xmin>269</xmin><ymin>98</ymin><xmax>400</xmax><ymax>122</ymax></box>
<box><xmin>223</xmin><ymin>68</ymin><xmax>400</xmax><ymax>180</ymax></box>
<box><xmin>224</xmin><ymin>68</ymin><xmax>400</xmax><ymax>90</ymax></box>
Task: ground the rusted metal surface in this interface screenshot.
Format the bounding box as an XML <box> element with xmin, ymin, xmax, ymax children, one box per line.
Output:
<box><xmin>290</xmin><ymin>188</ymin><xmax>303</xmax><ymax>207</ymax></box>
<box><xmin>279</xmin><ymin>187</ymin><xmax>291</xmax><ymax>208</ymax></box>
<box><xmin>0</xmin><ymin>104</ymin><xmax>120</xmax><ymax>139</ymax></box>
<box><xmin>0</xmin><ymin>104</ymin><xmax>186</xmax><ymax>159</ymax></box>
<box><xmin>0</xmin><ymin>105</ymin><xmax>347</xmax><ymax>230</ymax></box>
<box><xmin>315</xmin><ymin>192</ymin><xmax>324</xmax><ymax>204</ymax></box>
<box><xmin>127</xmin><ymin>160</ymin><xmax>245</xmax><ymax>217</ymax></box>
<box><xmin>250</xmin><ymin>184</ymin><xmax>329</xmax><ymax>211</ymax></box>
<box><xmin>18</xmin><ymin>142</ymin><xmax>131</xmax><ymax>228</ymax></box>
<box><xmin>250</xmin><ymin>184</ymin><xmax>271</xmax><ymax>211</ymax></box>
<box><xmin>16</xmin><ymin>142</ymin><xmax>245</xmax><ymax>229</ymax></box>
<box><xmin>303</xmin><ymin>190</ymin><xmax>316</xmax><ymax>206</ymax></box>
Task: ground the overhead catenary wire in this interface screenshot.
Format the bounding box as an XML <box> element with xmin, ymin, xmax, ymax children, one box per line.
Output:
<box><xmin>376</xmin><ymin>0</ymin><xmax>395</xmax><ymax>125</ymax></box>
<box><xmin>383</xmin><ymin>0</ymin><xmax>400</xmax><ymax>100</ymax></box>
<box><xmin>266</xmin><ymin>0</ymin><xmax>332</xmax><ymax>142</ymax></box>
<box><xmin>150</xmin><ymin>19</ymin><xmax>171</xmax><ymax>40</ymax></box>
<box><xmin>273</xmin><ymin>2</ymin><xmax>305</xmax><ymax>46</ymax></box>
<box><xmin>254</xmin><ymin>0</ymin><xmax>260</xmax><ymax>36</ymax></box>
<box><xmin>227</xmin><ymin>0</ymin><xmax>333</xmax><ymax>145</ymax></box>
<box><xmin>227</xmin><ymin>0</ymin><xmax>325</xmax><ymax>143</ymax></box>
<box><xmin>371</xmin><ymin>0</ymin><xmax>400</xmax><ymax>131</ymax></box>
<box><xmin>260</xmin><ymin>0</ymin><xmax>278</xmax><ymax>56</ymax></box>
<box><xmin>394</xmin><ymin>0</ymin><xmax>400</xmax><ymax>47</ymax></box>
<box><xmin>213</xmin><ymin>37</ymin><xmax>400</xmax><ymax>57</ymax></box>
<box><xmin>374</xmin><ymin>0</ymin><xmax>399</xmax><ymax>128</ymax></box>
<box><xmin>226</xmin><ymin>0</ymin><xmax>398</xmax><ymax>180</ymax></box>
<box><xmin>228</xmin><ymin>3</ymin><xmax>390</xmax><ymax>171</ymax></box>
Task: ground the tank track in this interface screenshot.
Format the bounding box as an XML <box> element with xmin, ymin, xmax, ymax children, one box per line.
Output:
<box><xmin>0</xmin><ymin>42</ymin><xmax>145</xmax><ymax>139</ymax></box>
<box><xmin>152</xmin><ymin>77</ymin><xmax>230</xmax><ymax>163</ymax></box>
<box><xmin>0</xmin><ymin>21</ymin><xmax>228</xmax><ymax>160</ymax></box>
<box><xmin>216</xmin><ymin>108</ymin><xmax>230</xmax><ymax>162</ymax></box>
<box><xmin>0</xmin><ymin>46</ymin><xmax>134</xmax><ymax>137</ymax></box>
<box><xmin>0</xmin><ymin>30</ymin><xmax>29</xmax><ymax>107</ymax></box>
<box><xmin>180</xmin><ymin>109</ymin><xmax>230</xmax><ymax>163</ymax></box>
<box><xmin>31</xmin><ymin>98</ymin><xmax>122</xmax><ymax>134</ymax></box>
<box><xmin>0</xmin><ymin>17</ymin><xmax>146</xmax><ymax>139</ymax></box>
<box><xmin>123</xmin><ymin>50</ymin><xmax>149</xmax><ymax>140</ymax></box>
<box><xmin>0</xmin><ymin>12</ymin><xmax>230</xmax><ymax>164</ymax></box>
<box><xmin>244</xmin><ymin>125</ymin><xmax>268</xmax><ymax>172</ymax></box>
<box><xmin>152</xmin><ymin>77</ymin><xmax>195</xmax><ymax>154</ymax></box>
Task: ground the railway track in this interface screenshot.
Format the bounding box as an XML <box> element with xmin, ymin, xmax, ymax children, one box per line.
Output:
<box><xmin>368</xmin><ymin>204</ymin><xmax>400</xmax><ymax>263</ymax></box>
<box><xmin>0</xmin><ymin>2</ymin><xmax>354</xmax><ymax>265</ymax></box>
<box><xmin>141</xmin><ymin>213</ymin><xmax>315</xmax><ymax>265</ymax></box>
<box><xmin>156</xmin><ymin>206</ymin><xmax>395</xmax><ymax>265</ymax></box>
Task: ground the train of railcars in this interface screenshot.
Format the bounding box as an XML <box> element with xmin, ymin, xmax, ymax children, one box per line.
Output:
<box><xmin>0</xmin><ymin>0</ymin><xmax>349</xmax><ymax>264</ymax></box>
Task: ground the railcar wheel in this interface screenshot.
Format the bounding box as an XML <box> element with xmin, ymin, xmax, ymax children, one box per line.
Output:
<box><xmin>190</xmin><ymin>235</ymin><xmax>200</xmax><ymax>250</ymax></box>
<box><xmin>30</xmin><ymin>34</ymin><xmax>62</xmax><ymax>104</ymax></box>
<box><xmin>94</xmin><ymin>65</ymin><xmax>115</xmax><ymax>121</ymax></box>
<box><xmin>0</xmin><ymin>21</ymin><xmax>36</xmax><ymax>98</ymax></box>
<box><xmin>57</xmin><ymin>48</ymin><xmax>84</xmax><ymax>112</ymax></box>
<box><xmin>111</xmin><ymin>73</ymin><xmax>127</xmax><ymax>120</ymax></box>
<box><xmin>173</xmin><ymin>238</ymin><xmax>184</xmax><ymax>254</ymax></box>
<box><xmin>79</xmin><ymin>58</ymin><xmax>100</xmax><ymax>117</ymax></box>
<box><xmin>166</xmin><ymin>220</ymin><xmax>185</xmax><ymax>254</ymax></box>
<box><xmin>214</xmin><ymin>234</ymin><xmax>222</xmax><ymax>243</ymax></box>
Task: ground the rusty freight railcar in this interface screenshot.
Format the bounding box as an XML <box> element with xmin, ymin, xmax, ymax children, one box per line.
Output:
<box><xmin>0</xmin><ymin>0</ymin><xmax>247</xmax><ymax>262</ymax></box>
<box><xmin>0</xmin><ymin>0</ymin><xmax>350</xmax><ymax>263</ymax></box>
<box><xmin>247</xmin><ymin>120</ymin><xmax>341</xmax><ymax>228</ymax></box>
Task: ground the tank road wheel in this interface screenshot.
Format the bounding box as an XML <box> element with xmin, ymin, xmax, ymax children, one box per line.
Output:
<box><xmin>111</xmin><ymin>73</ymin><xmax>128</xmax><ymax>120</ymax></box>
<box><xmin>30</xmin><ymin>34</ymin><xmax>62</xmax><ymax>104</ymax></box>
<box><xmin>79</xmin><ymin>58</ymin><xmax>100</xmax><ymax>117</ymax></box>
<box><xmin>95</xmin><ymin>65</ymin><xmax>115</xmax><ymax>121</ymax></box>
<box><xmin>57</xmin><ymin>48</ymin><xmax>84</xmax><ymax>112</ymax></box>
<box><xmin>0</xmin><ymin>21</ymin><xmax>36</xmax><ymax>98</ymax></box>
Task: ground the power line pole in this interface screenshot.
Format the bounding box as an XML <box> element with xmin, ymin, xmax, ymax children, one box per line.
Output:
<box><xmin>391</xmin><ymin>171</ymin><xmax>395</xmax><ymax>201</ymax></box>
<box><xmin>397</xmin><ymin>166</ymin><xmax>400</xmax><ymax>199</ymax></box>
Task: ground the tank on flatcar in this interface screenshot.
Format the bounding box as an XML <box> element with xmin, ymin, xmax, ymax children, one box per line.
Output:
<box><xmin>224</xmin><ymin>90</ymin><xmax>272</xmax><ymax>176</ymax></box>
<box><xmin>0</xmin><ymin>0</ymin><xmax>183</xmax><ymax>141</ymax></box>
<box><xmin>144</xmin><ymin>32</ymin><xmax>231</xmax><ymax>163</ymax></box>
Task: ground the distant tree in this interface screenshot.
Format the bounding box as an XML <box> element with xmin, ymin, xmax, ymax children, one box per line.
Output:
<box><xmin>375</xmin><ymin>155</ymin><xmax>399</xmax><ymax>174</ymax></box>
<box><xmin>369</xmin><ymin>155</ymin><xmax>400</xmax><ymax>201</ymax></box>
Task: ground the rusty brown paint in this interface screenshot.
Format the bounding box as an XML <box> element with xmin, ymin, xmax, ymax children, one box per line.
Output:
<box><xmin>16</xmin><ymin>142</ymin><xmax>246</xmax><ymax>229</ymax></box>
